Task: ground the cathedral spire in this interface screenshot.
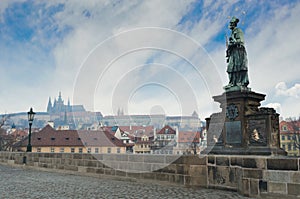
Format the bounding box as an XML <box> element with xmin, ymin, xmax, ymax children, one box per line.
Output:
<box><xmin>47</xmin><ymin>97</ymin><xmax>52</xmax><ymax>113</ymax></box>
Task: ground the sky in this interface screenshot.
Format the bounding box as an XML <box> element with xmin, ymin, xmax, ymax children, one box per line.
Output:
<box><xmin>0</xmin><ymin>0</ymin><xmax>300</xmax><ymax>120</ymax></box>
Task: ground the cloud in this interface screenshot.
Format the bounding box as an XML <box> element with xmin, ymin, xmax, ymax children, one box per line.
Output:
<box><xmin>265</xmin><ymin>103</ymin><xmax>282</xmax><ymax>114</ymax></box>
<box><xmin>1</xmin><ymin>1</ymin><xmax>300</xmax><ymax>120</ymax></box>
<box><xmin>275</xmin><ymin>82</ymin><xmax>300</xmax><ymax>98</ymax></box>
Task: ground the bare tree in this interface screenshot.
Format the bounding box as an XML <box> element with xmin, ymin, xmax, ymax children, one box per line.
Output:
<box><xmin>0</xmin><ymin>115</ymin><xmax>14</xmax><ymax>151</ymax></box>
<box><xmin>290</xmin><ymin>117</ymin><xmax>300</xmax><ymax>155</ymax></box>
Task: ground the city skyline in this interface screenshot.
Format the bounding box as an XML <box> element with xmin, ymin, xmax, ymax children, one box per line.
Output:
<box><xmin>1</xmin><ymin>1</ymin><xmax>300</xmax><ymax>119</ymax></box>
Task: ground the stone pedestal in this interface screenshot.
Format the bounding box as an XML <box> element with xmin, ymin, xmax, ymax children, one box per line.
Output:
<box><xmin>204</xmin><ymin>90</ymin><xmax>286</xmax><ymax>155</ymax></box>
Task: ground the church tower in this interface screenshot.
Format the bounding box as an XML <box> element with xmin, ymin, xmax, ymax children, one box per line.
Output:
<box><xmin>47</xmin><ymin>97</ymin><xmax>52</xmax><ymax>113</ymax></box>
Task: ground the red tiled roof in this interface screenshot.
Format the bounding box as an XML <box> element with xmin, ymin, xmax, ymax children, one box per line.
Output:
<box><xmin>178</xmin><ymin>131</ymin><xmax>200</xmax><ymax>143</ymax></box>
<box><xmin>15</xmin><ymin>125</ymin><xmax>125</xmax><ymax>147</ymax></box>
<box><xmin>118</xmin><ymin>126</ymin><xmax>154</xmax><ymax>135</ymax></box>
<box><xmin>157</xmin><ymin>125</ymin><xmax>176</xmax><ymax>135</ymax></box>
<box><xmin>280</xmin><ymin>120</ymin><xmax>300</xmax><ymax>134</ymax></box>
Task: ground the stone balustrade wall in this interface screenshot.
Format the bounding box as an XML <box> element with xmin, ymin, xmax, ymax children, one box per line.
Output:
<box><xmin>0</xmin><ymin>152</ymin><xmax>299</xmax><ymax>198</ymax></box>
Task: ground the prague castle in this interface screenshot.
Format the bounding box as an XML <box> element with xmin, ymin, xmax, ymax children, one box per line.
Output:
<box><xmin>47</xmin><ymin>92</ymin><xmax>85</xmax><ymax>114</ymax></box>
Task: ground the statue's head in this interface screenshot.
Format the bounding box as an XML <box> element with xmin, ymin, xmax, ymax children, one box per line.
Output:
<box><xmin>229</xmin><ymin>16</ymin><xmax>239</xmax><ymax>29</ymax></box>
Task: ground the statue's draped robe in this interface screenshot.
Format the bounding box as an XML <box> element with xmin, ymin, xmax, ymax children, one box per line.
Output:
<box><xmin>227</xmin><ymin>27</ymin><xmax>249</xmax><ymax>87</ymax></box>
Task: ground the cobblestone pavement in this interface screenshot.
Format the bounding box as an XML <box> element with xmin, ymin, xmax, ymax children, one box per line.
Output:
<box><xmin>0</xmin><ymin>164</ymin><xmax>253</xmax><ymax>199</ymax></box>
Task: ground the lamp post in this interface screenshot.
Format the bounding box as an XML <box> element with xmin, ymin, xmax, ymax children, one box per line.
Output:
<box><xmin>26</xmin><ymin>107</ymin><xmax>35</xmax><ymax>152</ymax></box>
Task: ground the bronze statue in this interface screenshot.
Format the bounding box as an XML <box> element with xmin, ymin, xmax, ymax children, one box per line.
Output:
<box><xmin>225</xmin><ymin>16</ymin><xmax>249</xmax><ymax>90</ymax></box>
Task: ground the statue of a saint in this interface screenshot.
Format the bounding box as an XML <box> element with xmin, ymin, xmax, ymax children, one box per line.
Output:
<box><xmin>225</xmin><ymin>16</ymin><xmax>249</xmax><ymax>90</ymax></box>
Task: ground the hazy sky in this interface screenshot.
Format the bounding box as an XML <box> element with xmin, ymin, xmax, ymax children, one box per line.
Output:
<box><xmin>0</xmin><ymin>0</ymin><xmax>299</xmax><ymax>119</ymax></box>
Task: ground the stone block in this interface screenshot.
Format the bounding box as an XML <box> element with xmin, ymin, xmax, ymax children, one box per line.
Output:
<box><xmin>158</xmin><ymin>164</ymin><xmax>176</xmax><ymax>174</ymax></box>
<box><xmin>290</xmin><ymin>172</ymin><xmax>300</xmax><ymax>183</ymax></box>
<box><xmin>86</xmin><ymin>167</ymin><xmax>96</xmax><ymax>173</ymax></box>
<box><xmin>72</xmin><ymin>154</ymin><xmax>83</xmax><ymax>159</ymax></box>
<box><xmin>268</xmin><ymin>182</ymin><xmax>287</xmax><ymax>194</ymax></box>
<box><xmin>127</xmin><ymin>172</ymin><xmax>141</xmax><ymax>179</ymax></box>
<box><xmin>267</xmin><ymin>158</ymin><xmax>298</xmax><ymax>170</ymax></box>
<box><xmin>250</xmin><ymin>179</ymin><xmax>259</xmax><ymax>196</ymax></box>
<box><xmin>141</xmin><ymin>172</ymin><xmax>155</xmax><ymax>180</ymax></box>
<box><xmin>242</xmin><ymin>158</ymin><xmax>257</xmax><ymax>168</ymax></box>
<box><xmin>64</xmin><ymin>165</ymin><xmax>78</xmax><ymax>171</ymax></box>
<box><xmin>175</xmin><ymin>164</ymin><xmax>185</xmax><ymax>175</ymax></box>
<box><xmin>151</xmin><ymin>163</ymin><xmax>169</xmax><ymax>172</ymax></box>
<box><xmin>264</xmin><ymin>171</ymin><xmax>290</xmax><ymax>182</ymax></box>
<box><xmin>243</xmin><ymin>169</ymin><xmax>263</xmax><ymax>179</ymax></box>
<box><xmin>84</xmin><ymin>160</ymin><xmax>97</xmax><ymax>167</ymax></box>
<box><xmin>7</xmin><ymin>160</ymin><xmax>15</xmax><ymax>165</ymax></box>
<box><xmin>104</xmin><ymin>168</ymin><xmax>115</xmax><ymax>175</ymax></box>
<box><xmin>190</xmin><ymin>176</ymin><xmax>207</xmax><ymax>186</ymax></box>
<box><xmin>216</xmin><ymin>156</ymin><xmax>229</xmax><ymax>166</ymax></box>
<box><xmin>93</xmin><ymin>154</ymin><xmax>103</xmax><ymax>161</ymax></box>
<box><xmin>128</xmin><ymin>154</ymin><xmax>144</xmax><ymax>162</ymax></box>
<box><xmin>168</xmin><ymin>174</ymin><xmax>184</xmax><ymax>184</ymax></box>
<box><xmin>184</xmin><ymin>176</ymin><xmax>191</xmax><ymax>186</ymax></box>
<box><xmin>114</xmin><ymin>154</ymin><xmax>128</xmax><ymax>161</ymax></box>
<box><xmin>182</xmin><ymin>155</ymin><xmax>207</xmax><ymax>165</ymax></box>
<box><xmin>208</xmin><ymin>166</ymin><xmax>235</xmax><ymax>187</ymax></box>
<box><xmin>128</xmin><ymin>162</ymin><xmax>151</xmax><ymax>172</ymax></box>
<box><xmin>189</xmin><ymin>165</ymin><xmax>207</xmax><ymax>177</ymax></box>
<box><xmin>156</xmin><ymin>173</ymin><xmax>169</xmax><ymax>181</ymax></box>
<box><xmin>287</xmin><ymin>183</ymin><xmax>300</xmax><ymax>196</ymax></box>
<box><xmin>115</xmin><ymin>170</ymin><xmax>127</xmax><ymax>177</ymax></box>
<box><xmin>242</xmin><ymin>178</ymin><xmax>250</xmax><ymax>197</ymax></box>
<box><xmin>95</xmin><ymin>168</ymin><xmax>104</xmax><ymax>174</ymax></box>
<box><xmin>144</xmin><ymin>155</ymin><xmax>165</xmax><ymax>164</ymax></box>
<box><xmin>165</xmin><ymin>155</ymin><xmax>181</xmax><ymax>164</ymax></box>
<box><xmin>230</xmin><ymin>156</ymin><xmax>242</xmax><ymax>167</ymax></box>
<box><xmin>78</xmin><ymin>166</ymin><xmax>87</xmax><ymax>173</ymax></box>
<box><xmin>76</xmin><ymin>159</ymin><xmax>84</xmax><ymax>166</ymax></box>
<box><xmin>102</xmin><ymin>154</ymin><xmax>116</xmax><ymax>161</ymax></box>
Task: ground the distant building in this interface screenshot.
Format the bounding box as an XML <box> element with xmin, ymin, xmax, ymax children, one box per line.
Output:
<box><xmin>101</xmin><ymin>111</ymin><xmax>202</xmax><ymax>130</ymax></box>
<box><xmin>280</xmin><ymin>120</ymin><xmax>300</xmax><ymax>156</ymax></box>
<box><xmin>13</xmin><ymin>125</ymin><xmax>126</xmax><ymax>154</ymax></box>
<box><xmin>152</xmin><ymin>125</ymin><xmax>177</xmax><ymax>154</ymax></box>
<box><xmin>47</xmin><ymin>92</ymin><xmax>85</xmax><ymax>114</ymax></box>
<box><xmin>173</xmin><ymin>131</ymin><xmax>201</xmax><ymax>155</ymax></box>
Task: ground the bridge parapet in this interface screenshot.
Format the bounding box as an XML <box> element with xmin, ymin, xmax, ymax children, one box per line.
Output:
<box><xmin>0</xmin><ymin>152</ymin><xmax>299</xmax><ymax>198</ymax></box>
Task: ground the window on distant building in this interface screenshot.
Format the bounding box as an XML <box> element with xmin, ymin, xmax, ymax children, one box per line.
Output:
<box><xmin>282</xmin><ymin>144</ymin><xmax>286</xmax><ymax>150</ymax></box>
<box><xmin>117</xmin><ymin>148</ymin><xmax>120</xmax><ymax>153</ymax></box>
<box><xmin>141</xmin><ymin>145</ymin><xmax>143</xmax><ymax>148</ymax></box>
<box><xmin>37</xmin><ymin>138</ymin><xmax>41</xmax><ymax>141</ymax></box>
<box><xmin>60</xmin><ymin>148</ymin><xmax>64</xmax><ymax>153</ymax></box>
<box><xmin>37</xmin><ymin>148</ymin><xmax>41</xmax><ymax>152</ymax></box>
<box><xmin>87</xmin><ymin>148</ymin><xmax>91</xmax><ymax>153</ymax></box>
<box><xmin>95</xmin><ymin>148</ymin><xmax>99</xmax><ymax>154</ymax></box>
<box><xmin>65</xmin><ymin>138</ymin><xmax>69</xmax><ymax>141</ymax></box>
<box><xmin>288</xmin><ymin>144</ymin><xmax>292</xmax><ymax>151</ymax></box>
<box><xmin>282</xmin><ymin>135</ymin><xmax>285</xmax><ymax>140</ymax></box>
<box><xmin>50</xmin><ymin>147</ymin><xmax>55</xmax><ymax>153</ymax></box>
<box><xmin>51</xmin><ymin>137</ymin><xmax>55</xmax><ymax>141</ymax></box>
<box><xmin>71</xmin><ymin>148</ymin><xmax>75</xmax><ymax>153</ymax></box>
<box><xmin>107</xmin><ymin>148</ymin><xmax>111</xmax><ymax>153</ymax></box>
<box><xmin>288</xmin><ymin>135</ymin><xmax>291</xmax><ymax>140</ymax></box>
<box><xmin>79</xmin><ymin>148</ymin><xmax>83</xmax><ymax>153</ymax></box>
<box><xmin>282</xmin><ymin>125</ymin><xmax>287</xmax><ymax>131</ymax></box>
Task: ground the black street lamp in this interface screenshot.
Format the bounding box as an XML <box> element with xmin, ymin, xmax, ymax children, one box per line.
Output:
<box><xmin>26</xmin><ymin>107</ymin><xmax>35</xmax><ymax>152</ymax></box>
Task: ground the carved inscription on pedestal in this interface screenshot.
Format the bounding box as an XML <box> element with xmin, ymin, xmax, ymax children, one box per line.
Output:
<box><xmin>225</xmin><ymin>121</ymin><xmax>242</xmax><ymax>144</ymax></box>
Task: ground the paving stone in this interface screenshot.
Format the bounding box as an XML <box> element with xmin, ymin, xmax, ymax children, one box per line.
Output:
<box><xmin>0</xmin><ymin>164</ymin><xmax>253</xmax><ymax>199</ymax></box>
